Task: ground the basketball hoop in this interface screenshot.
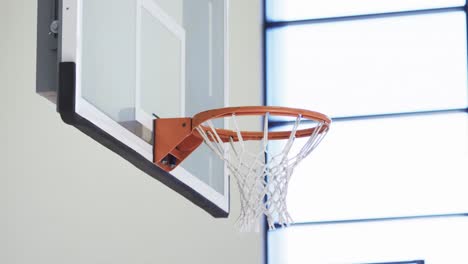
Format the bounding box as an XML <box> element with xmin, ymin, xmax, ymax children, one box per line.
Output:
<box><xmin>153</xmin><ymin>106</ymin><xmax>331</xmax><ymax>231</ymax></box>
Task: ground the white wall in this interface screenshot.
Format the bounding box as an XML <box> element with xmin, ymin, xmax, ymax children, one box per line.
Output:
<box><xmin>0</xmin><ymin>0</ymin><xmax>263</xmax><ymax>263</ymax></box>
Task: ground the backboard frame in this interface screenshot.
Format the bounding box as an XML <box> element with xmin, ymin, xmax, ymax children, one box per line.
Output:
<box><xmin>135</xmin><ymin>0</ymin><xmax>186</xmax><ymax>130</ymax></box>
<box><xmin>51</xmin><ymin>0</ymin><xmax>230</xmax><ymax>217</ymax></box>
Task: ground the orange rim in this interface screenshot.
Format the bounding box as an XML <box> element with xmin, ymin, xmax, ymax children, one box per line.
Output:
<box><xmin>192</xmin><ymin>106</ymin><xmax>331</xmax><ymax>142</ymax></box>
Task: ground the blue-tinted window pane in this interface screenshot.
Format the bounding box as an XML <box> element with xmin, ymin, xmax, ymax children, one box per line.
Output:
<box><xmin>267</xmin><ymin>0</ymin><xmax>466</xmax><ymax>21</ymax></box>
<box><xmin>267</xmin><ymin>11</ymin><xmax>468</xmax><ymax>117</ymax></box>
<box><xmin>268</xmin><ymin>217</ymin><xmax>468</xmax><ymax>264</ymax></box>
<box><xmin>270</xmin><ymin>113</ymin><xmax>468</xmax><ymax>222</ymax></box>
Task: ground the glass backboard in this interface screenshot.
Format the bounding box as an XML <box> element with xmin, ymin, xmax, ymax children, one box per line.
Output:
<box><xmin>37</xmin><ymin>0</ymin><xmax>229</xmax><ymax>216</ymax></box>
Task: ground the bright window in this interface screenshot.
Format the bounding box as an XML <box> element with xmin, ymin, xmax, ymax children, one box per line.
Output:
<box><xmin>265</xmin><ymin>2</ymin><xmax>468</xmax><ymax>263</ymax></box>
<box><xmin>266</xmin><ymin>0</ymin><xmax>466</xmax><ymax>21</ymax></box>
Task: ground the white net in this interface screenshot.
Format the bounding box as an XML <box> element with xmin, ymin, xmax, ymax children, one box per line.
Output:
<box><xmin>195</xmin><ymin>113</ymin><xmax>329</xmax><ymax>231</ymax></box>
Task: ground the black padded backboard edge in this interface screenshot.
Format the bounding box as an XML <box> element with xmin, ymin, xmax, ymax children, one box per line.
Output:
<box><xmin>57</xmin><ymin>62</ymin><xmax>229</xmax><ymax>218</ymax></box>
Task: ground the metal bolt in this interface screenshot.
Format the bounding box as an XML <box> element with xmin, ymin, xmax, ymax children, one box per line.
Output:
<box><xmin>49</xmin><ymin>20</ymin><xmax>59</xmax><ymax>35</ymax></box>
